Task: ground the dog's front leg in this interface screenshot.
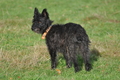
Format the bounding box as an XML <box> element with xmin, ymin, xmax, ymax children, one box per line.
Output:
<box><xmin>49</xmin><ymin>49</ymin><xmax>57</xmax><ymax>69</ymax></box>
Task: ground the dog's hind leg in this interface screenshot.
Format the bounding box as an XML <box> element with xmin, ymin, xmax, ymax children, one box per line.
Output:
<box><xmin>80</xmin><ymin>42</ymin><xmax>91</xmax><ymax>71</ymax></box>
<box><xmin>63</xmin><ymin>47</ymin><xmax>72</xmax><ymax>68</ymax></box>
<box><xmin>68</xmin><ymin>45</ymin><xmax>80</xmax><ymax>72</ymax></box>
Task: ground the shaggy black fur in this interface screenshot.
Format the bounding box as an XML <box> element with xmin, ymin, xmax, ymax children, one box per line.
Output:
<box><xmin>31</xmin><ymin>8</ymin><xmax>91</xmax><ymax>72</ymax></box>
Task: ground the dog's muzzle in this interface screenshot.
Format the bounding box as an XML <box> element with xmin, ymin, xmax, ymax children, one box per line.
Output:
<box><xmin>31</xmin><ymin>27</ymin><xmax>40</xmax><ymax>33</ymax></box>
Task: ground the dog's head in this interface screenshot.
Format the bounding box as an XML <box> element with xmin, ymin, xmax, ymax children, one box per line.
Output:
<box><xmin>31</xmin><ymin>8</ymin><xmax>53</xmax><ymax>34</ymax></box>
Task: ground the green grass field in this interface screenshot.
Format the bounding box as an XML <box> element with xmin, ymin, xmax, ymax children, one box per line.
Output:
<box><xmin>0</xmin><ymin>0</ymin><xmax>120</xmax><ymax>80</ymax></box>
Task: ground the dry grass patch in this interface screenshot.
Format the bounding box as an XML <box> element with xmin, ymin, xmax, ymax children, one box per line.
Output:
<box><xmin>0</xmin><ymin>44</ymin><xmax>49</xmax><ymax>69</ymax></box>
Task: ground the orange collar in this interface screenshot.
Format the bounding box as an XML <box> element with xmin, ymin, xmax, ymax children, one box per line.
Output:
<box><xmin>41</xmin><ymin>26</ymin><xmax>52</xmax><ymax>39</ymax></box>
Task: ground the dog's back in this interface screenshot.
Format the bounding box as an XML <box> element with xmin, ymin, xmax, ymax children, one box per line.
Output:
<box><xmin>46</xmin><ymin>22</ymin><xmax>90</xmax><ymax>48</ymax></box>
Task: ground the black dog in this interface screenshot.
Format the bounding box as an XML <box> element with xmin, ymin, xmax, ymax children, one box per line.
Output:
<box><xmin>31</xmin><ymin>8</ymin><xmax>91</xmax><ymax>72</ymax></box>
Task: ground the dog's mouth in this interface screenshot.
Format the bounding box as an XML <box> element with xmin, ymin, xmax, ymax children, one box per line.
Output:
<box><xmin>32</xmin><ymin>28</ymin><xmax>40</xmax><ymax>33</ymax></box>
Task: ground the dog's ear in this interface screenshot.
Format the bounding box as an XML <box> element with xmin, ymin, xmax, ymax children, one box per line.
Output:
<box><xmin>34</xmin><ymin>7</ymin><xmax>39</xmax><ymax>18</ymax></box>
<box><xmin>42</xmin><ymin>9</ymin><xmax>49</xmax><ymax>19</ymax></box>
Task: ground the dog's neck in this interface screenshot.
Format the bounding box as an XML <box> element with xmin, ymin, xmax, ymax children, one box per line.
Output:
<box><xmin>41</xmin><ymin>25</ymin><xmax>52</xmax><ymax>39</ymax></box>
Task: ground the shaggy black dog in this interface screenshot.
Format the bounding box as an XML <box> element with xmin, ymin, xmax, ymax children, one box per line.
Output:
<box><xmin>31</xmin><ymin>8</ymin><xmax>91</xmax><ymax>72</ymax></box>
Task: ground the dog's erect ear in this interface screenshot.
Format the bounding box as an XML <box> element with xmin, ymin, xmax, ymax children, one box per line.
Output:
<box><xmin>34</xmin><ymin>7</ymin><xmax>39</xmax><ymax>18</ymax></box>
<box><xmin>42</xmin><ymin>9</ymin><xmax>49</xmax><ymax>19</ymax></box>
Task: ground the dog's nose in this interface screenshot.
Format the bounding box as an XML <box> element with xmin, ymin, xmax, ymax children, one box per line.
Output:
<box><xmin>31</xmin><ymin>27</ymin><xmax>34</xmax><ymax>31</ymax></box>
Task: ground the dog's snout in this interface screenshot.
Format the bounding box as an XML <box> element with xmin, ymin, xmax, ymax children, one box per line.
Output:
<box><xmin>31</xmin><ymin>27</ymin><xmax>34</xmax><ymax>31</ymax></box>
<box><xmin>31</xmin><ymin>27</ymin><xmax>40</xmax><ymax>33</ymax></box>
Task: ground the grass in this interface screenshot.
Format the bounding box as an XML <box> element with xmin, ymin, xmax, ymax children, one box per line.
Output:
<box><xmin>0</xmin><ymin>0</ymin><xmax>120</xmax><ymax>80</ymax></box>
